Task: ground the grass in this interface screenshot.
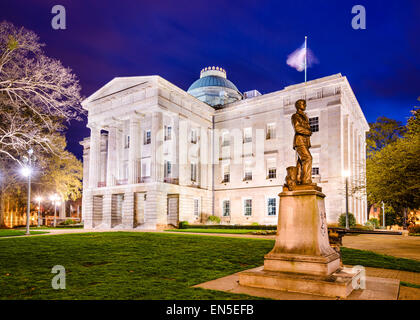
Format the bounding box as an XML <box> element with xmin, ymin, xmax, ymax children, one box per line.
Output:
<box><xmin>165</xmin><ymin>228</ymin><xmax>267</xmax><ymax>234</ymax></box>
<box><xmin>0</xmin><ymin>232</ymin><xmax>419</xmax><ymax>300</ymax></box>
<box><xmin>0</xmin><ymin>232</ymin><xmax>273</xmax><ymax>300</ymax></box>
<box><xmin>0</xmin><ymin>230</ymin><xmax>49</xmax><ymax>237</ymax></box>
<box><xmin>400</xmin><ymin>281</ymin><xmax>420</xmax><ymax>289</ymax></box>
<box><xmin>341</xmin><ymin>247</ymin><xmax>420</xmax><ymax>273</ymax></box>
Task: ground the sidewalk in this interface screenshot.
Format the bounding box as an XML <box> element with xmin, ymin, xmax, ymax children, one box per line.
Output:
<box><xmin>343</xmin><ymin>234</ymin><xmax>420</xmax><ymax>261</ymax></box>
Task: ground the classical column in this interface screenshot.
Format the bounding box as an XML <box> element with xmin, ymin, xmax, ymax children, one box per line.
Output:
<box><xmin>106</xmin><ymin>125</ymin><xmax>117</xmax><ymax>187</ymax></box>
<box><xmin>122</xmin><ymin>192</ymin><xmax>135</xmax><ymax>228</ymax></box>
<box><xmin>199</xmin><ymin>126</ymin><xmax>207</xmax><ymax>188</ymax></box>
<box><xmin>88</xmin><ymin>125</ymin><xmax>101</xmax><ymax>188</ymax></box>
<box><xmin>115</xmin><ymin>124</ymin><xmax>123</xmax><ymax>182</ymax></box>
<box><xmin>151</xmin><ymin>111</ymin><xmax>163</xmax><ymax>182</ymax></box>
<box><xmin>173</xmin><ymin>114</ymin><xmax>180</xmax><ymax>181</ymax></box>
<box><xmin>178</xmin><ymin>117</ymin><xmax>188</xmax><ymax>186</ymax></box>
<box><xmin>128</xmin><ymin>117</ymin><xmax>142</xmax><ymax>184</ymax></box>
<box><xmin>102</xmin><ymin>194</ymin><xmax>113</xmax><ymax>228</ymax></box>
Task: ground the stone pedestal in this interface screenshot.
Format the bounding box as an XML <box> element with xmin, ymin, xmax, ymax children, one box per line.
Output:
<box><xmin>239</xmin><ymin>184</ymin><xmax>359</xmax><ymax>298</ymax></box>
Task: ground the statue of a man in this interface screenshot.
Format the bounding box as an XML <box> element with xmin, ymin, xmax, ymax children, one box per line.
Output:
<box><xmin>292</xmin><ymin>99</ymin><xmax>312</xmax><ymax>185</ymax></box>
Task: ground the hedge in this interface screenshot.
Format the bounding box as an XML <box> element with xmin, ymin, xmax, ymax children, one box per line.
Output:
<box><xmin>179</xmin><ymin>224</ymin><xmax>277</xmax><ymax>230</ymax></box>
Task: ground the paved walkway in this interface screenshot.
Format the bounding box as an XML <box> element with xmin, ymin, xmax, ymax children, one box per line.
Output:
<box><xmin>343</xmin><ymin>234</ymin><xmax>420</xmax><ymax>261</ymax></box>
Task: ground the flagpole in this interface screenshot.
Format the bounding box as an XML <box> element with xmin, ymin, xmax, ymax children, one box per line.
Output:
<box><xmin>304</xmin><ymin>36</ymin><xmax>307</xmax><ymax>83</ymax></box>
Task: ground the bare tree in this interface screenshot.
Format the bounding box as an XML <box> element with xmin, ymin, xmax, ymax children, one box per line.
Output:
<box><xmin>0</xmin><ymin>21</ymin><xmax>84</xmax><ymax>163</ymax></box>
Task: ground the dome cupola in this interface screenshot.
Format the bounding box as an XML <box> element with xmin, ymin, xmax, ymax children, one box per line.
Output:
<box><xmin>187</xmin><ymin>66</ymin><xmax>242</xmax><ymax>108</ymax></box>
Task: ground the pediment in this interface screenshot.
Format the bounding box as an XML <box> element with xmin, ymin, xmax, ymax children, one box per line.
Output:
<box><xmin>82</xmin><ymin>76</ymin><xmax>157</xmax><ymax>108</ymax></box>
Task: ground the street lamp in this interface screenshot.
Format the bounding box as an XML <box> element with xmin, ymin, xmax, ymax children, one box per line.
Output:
<box><xmin>35</xmin><ymin>196</ymin><xmax>42</xmax><ymax>227</ymax></box>
<box><xmin>21</xmin><ymin>149</ymin><xmax>34</xmax><ymax>236</ymax></box>
<box><xmin>342</xmin><ymin>170</ymin><xmax>350</xmax><ymax>230</ymax></box>
<box><xmin>50</xmin><ymin>194</ymin><xmax>60</xmax><ymax>227</ymax></box>
<box><xmin>382</xmin><ymin>201</ymin><xmax>385</xmax><ymax>229</ymax></box>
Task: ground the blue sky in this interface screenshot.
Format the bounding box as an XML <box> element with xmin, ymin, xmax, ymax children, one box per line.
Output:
<box><xmin>1</xmin><ymin>0</ymin><xmax>419</xmax><ymax>159</ymax></box>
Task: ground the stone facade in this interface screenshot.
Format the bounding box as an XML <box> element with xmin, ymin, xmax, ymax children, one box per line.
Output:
<box><xmin>81</xmin><ymin>72</ymin><xmax>369</xmax><ymax>230</ymax></box>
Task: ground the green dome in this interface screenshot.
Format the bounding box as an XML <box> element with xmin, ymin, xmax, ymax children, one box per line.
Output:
<box><xmin>187</xmin><ymin>75</ymin><xmax>239</xmax><ymax>92</ymax></box>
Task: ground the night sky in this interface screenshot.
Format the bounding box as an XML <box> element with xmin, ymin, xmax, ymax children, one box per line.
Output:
<box><xmin>1</xmin><ymin>0</ymin><xmax>419</xmax><ymax>160</ymax></box>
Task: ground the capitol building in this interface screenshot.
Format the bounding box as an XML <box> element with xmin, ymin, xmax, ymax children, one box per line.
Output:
<box><xmin>81</xmin><ymin>67</ymin><xmax>369</xmax><ymax>230</ymax></box>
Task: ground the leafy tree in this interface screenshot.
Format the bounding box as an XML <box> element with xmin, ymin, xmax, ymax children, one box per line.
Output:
<box><xmin>0</xmin><ymin>135</ymin><xmax>82</xmax><ymax>226</ymax></box>
<box><xmin>38</xmin><ymin>136</ymin><xmax>82</xmax><ymax>202</ymax></box>
<box><xmin>366</xmin><ymin>116</ymin><xmax>406</xmax><ymax>156</ymax></box>
<box><xmin>366</xmin><ymin>108</ymin><xmax>420</xmax><ymax>221</ymax></box>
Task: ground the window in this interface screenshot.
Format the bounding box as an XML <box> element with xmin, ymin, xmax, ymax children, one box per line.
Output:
<box><xmin>243</xmin><ymin>128</ymin><xmax>252</xmax><ymax>143</ymax></box>
<box><xmin>191</xmin><ymin>162</ymin><xmax>197</xmax><ymax>182</ymax></box>
<box><xmin>194</xmin><ymin>199</ymin><xmax>200</xmax><ymax>217</ymax></box>
<box><xmin>244</xmin><ymin>199</ymin><xmax>252</xmax><ymax>216</ymax></box>
<box><xmin>267</xmin><ymin>158</ymin><xmax>276</xmax><ymax>179</ymax></box>
<box><xmin>223</xmin><ymin>173</ymin><xmax>230</xmax><ymax>183</ymax></box>
<box><xmin>222</xmin><ymin>200</ymin><xmax>230</xmax><ymax>217</ymax></box>
<box><xmin>312</xmin><ymin>167</ymin><xmax>319</xmax><ymax>176</ymax></box>
<box><xmin>267</xmin><ymin>198</ymin><xmax>276</xmax><ymax>216</ymax></box>
<box><xmin>309</xmin><ymin>117</ymin><xmax>319</xmax><ymax>132</ymax></box>
<box><xmin>222</xmin><ymin>164</ymin><xmax>230</xmax><ymax>183</ymax></box>
<box><xmin>374</xmin><ymin>207</ymin><xmax>377</xmax><ymax>212</ymax></box>
<box><xmin>144</xmin><ymin>130</ymin><xmax>151</xmax><ymax>145</ymax></box>
<box><xmin>164</xmin><ymin>126</ymin><xmax>172</xmax><ymax>141</ymax></box>
<box><xmin>191</xmin><ymin>129</ymin><xmax>197</xmax><ymax>144</ymax></box>
<box><xmin>266</xmin><ymin>123</ymin><xmax>276</xmax><ymax>140</ymax></box>
<box><xmin>244</xmin><ymin>162</ymin><xmax>252</xmax><ymax>181</ymax></box>
<box><xmin>124</xmin><ymin>135</ymin><xmax>130</xmax><ymax>149</ymax></box>
<box><xmin>268</xmin><ymin>168</ymin><xmax>277</xmax><ymax>179</ymax></box>
<box><xmin>222</xmin><ymin>132</ymin><xmax>230</xmax><ymax>147</ymax></box>
<box><xmin>164</xmin><ymin>160</ymin><xmax>171</xmax><ymax>178</ymax></box>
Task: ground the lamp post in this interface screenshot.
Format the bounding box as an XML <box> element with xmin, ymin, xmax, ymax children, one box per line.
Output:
<box><xmin>35</xmin><ymin>196</ymin><xmax>42</xmax><ymax>227</ymax></box>
<box><xmin>50</xmin><ymin>194</ymin><xmax>60</xmax><ymax>227</ymax></box>
<box><xmin>21</xmin><ymin>149</ymin><xmax>34</xmax><ymax>236</ymax></box>
<box><xmin>342</xmin><ymin>170</ymin><xmax>350</xmax><ymax>230</ymax></box>
<box><xmin>382</xmin><ymin>201</ymin><xmax>385</xmax><ymax>229</ymax></box>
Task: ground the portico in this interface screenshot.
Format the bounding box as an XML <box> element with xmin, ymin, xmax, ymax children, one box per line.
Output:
<box><xmin>81</xmin><ymin>76</ymin><xmax>214</xmax><ymax>230</ymax></box>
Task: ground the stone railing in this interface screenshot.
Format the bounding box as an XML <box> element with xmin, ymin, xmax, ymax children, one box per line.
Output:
<box><xmin>164</xmin><ymin>177</ymin><xmax>179</xmax><ymax>185</ymax></box>
<box><xmin>116</xmin><ymin>179</ymin><xmax>128</xmax><ymax>186</ymax></box>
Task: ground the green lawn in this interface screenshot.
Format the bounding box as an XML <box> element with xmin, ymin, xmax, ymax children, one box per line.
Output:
<box><xmin>0</xmin><ymin>232</ymin><xmax>272</xmax><ymax>300</ymax></box>
<box><xmin>0</xmin><ymin>232</ymin><xmax>419</xmax><ymax>300</ymax></box>
<box><xmin>165</xmin><ymin>228</ymin><xmax>267</xmax><ymax>234</ymax></box>
<box><xmin>0</xmin><ymin>230</ymin><xmax>49</xmax><ymax>237</ymax></box>
<box><xmin>341</xmin><ymin>247</ymin><xmax>420</xmax><ymax>272</ymax></box>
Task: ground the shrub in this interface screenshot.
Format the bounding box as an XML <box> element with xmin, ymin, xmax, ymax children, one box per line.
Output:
<box><xmin>62</xmin><ymin>219</ymin><xmax>76</xmax><ymax>225</ymax></box>
<box><xmin>251</xmin><ymin>222</ymin><xmax>259</xmax><ymax>226</ymax></box>
<box><xmin>179</xmin><ymin>224</ymin><xmax>277</xmax><ymax>230</ymax></box>
<box><xmin>368</xmin><ymin>218</ymin><xmax>380</xmax><ymax>229</ymax></box>
<box><xmin>408</xmin><ymin>224</ymin><xmax>420</xmax><ymax>234</ymax></box>
<box><xmin>364</xmin><ymin>221</ymin><xmax>375</xmax><ymax>231</ymax></box>
<box><xmin>251</xmin><ymin>230</ymin><xmax>276</xmax><ymax>235</ymax></box>
<box><xmin>178</xmin><ymin>221</ymin><xmax>189</xmax><ymax>229</ymax></box>
<box><xmin>207</xmin><ymin>215</ymin><xmax>221</xmax><ymax>224</ymax></box>
<box><xmin>338</xmin><ymin>213</ymin><xmax>356</xmax><ymax>228</ymax></box>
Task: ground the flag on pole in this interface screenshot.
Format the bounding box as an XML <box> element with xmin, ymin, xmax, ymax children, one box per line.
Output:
<box><xmin>286</xmin><ymin>37</ymin><xmax>318</xmax><ymax>81</ymax></box>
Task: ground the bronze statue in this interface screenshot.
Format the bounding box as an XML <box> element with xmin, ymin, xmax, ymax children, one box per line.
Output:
<box><xmin>285</xmin><ymin>99</ymin><xmax>313</xmax><ymax>189</ymax></box>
